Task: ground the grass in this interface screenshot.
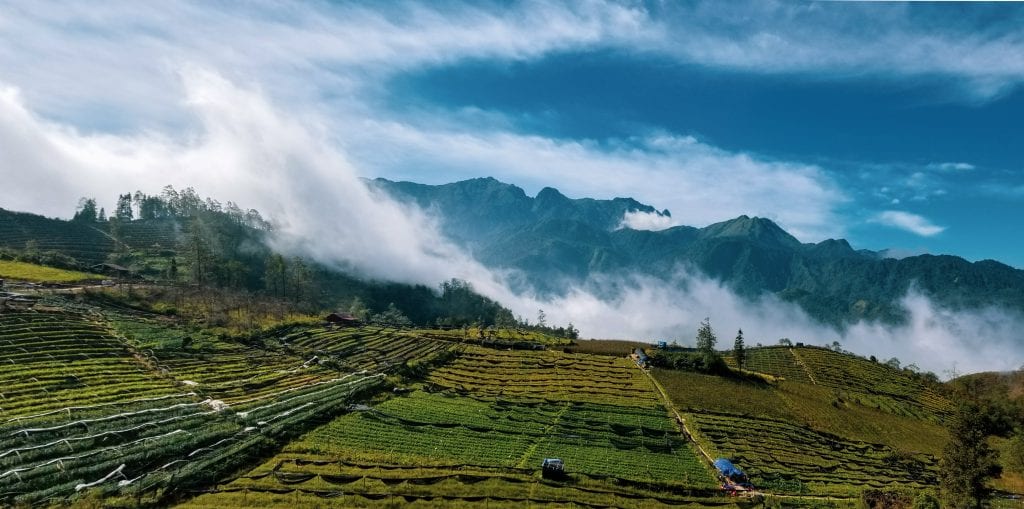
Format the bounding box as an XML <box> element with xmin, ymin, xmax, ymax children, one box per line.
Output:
<box><xmin>0</xmin><ymin>260</ymin><xmax>103</xmax><ymax>283</ymax></box>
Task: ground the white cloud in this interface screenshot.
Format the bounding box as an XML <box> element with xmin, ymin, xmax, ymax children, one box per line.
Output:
<box><xmin>618</xmin><ymin>210</ymin><xmax>676</xmax><ymax>231</ymax></box>
<box><xmin>651</xmin><ymin>2</ymin><xmax>1024</xmax><ymax>99</ymax></box>
<box><xmin>0</xmin><ymin>1</ymin><xmax>653</xmax><ymax>126</ymax></box>
<box><xmin>0</xmin><ymin>70</ymin><xmax>512</xmax><ymax>290</ymax></box>
<box><xmin>872</xmin><ymin>210</ymin><xmax>946</xmax><ymax>237</ymax></box>
<box><xmin>928</xmin><ymin>162</ymin><xmax>975</xmax><ymax>171</ymax></box>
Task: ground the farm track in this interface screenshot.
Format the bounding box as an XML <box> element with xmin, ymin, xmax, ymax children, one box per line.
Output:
<box><xmin>638</xmin><ymin>364</ymin><xmax>716</xmax><ymax>465</ymax></box>
<box><xmin>788</xmin><ymin>348</ymin><xmax>818</xmax><ymax>385</ymax></box>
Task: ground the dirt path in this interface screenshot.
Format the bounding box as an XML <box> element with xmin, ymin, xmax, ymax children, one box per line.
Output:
<box><xmin>788</xmin><ymin>348</ymin><xmax>818</xmax><ymax>385</ymax></box>
<box><xmin>636</xmin><ymin>365</ymin><xmax>715</xmax><ymax>464</ymax></box>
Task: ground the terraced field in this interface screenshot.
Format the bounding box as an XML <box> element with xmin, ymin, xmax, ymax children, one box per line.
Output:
<box><xmin>654</xmin><ymin>369</ymin><xmax>947</xmax><ymax>456</ymax></box>
<box><xmin>278</xmin><ymin>326</ymin><xmax>456</xmax><ymax>373</ymax></box>
<box><xmin>0</xmin><ymin>307</ymin><xmax>964</xmax><ymax>507</ymax></box>
<box><xmin>0</xmin><ymin>209</ymin><xmax>114</xmax><ymax>266</ymax></box>
<box><xmin>427</xmin><ymin>347</ymin><xmax>659</xmax><ymax>407</ymax></box>
<box><xmin>725</xmin><ymin>346</ymin><xmax>812</xmax><ymax>384</ymax></box>
<box><xmin>726</xmin><ymin>346</ymin><xmax>950</xmax><ymax>421</ymax></box>
<box><xmin>657</xmin><ymin>346</ymin><xmax>953</xmax><ymax>498</ymax></box>
<box><xmin>686</xmin><ymin>412</ymin><xmax>938</xmax><ymax>497</ymax></box>
<box><xmin>116</xmin><ymin>219</ymin><xmax>182</xmax><ymax>252</ymax></box>
<box><xmin>181</xmin><ymin>346</ymin><xmax>724</xmax><ymax>508</ymax></box>
<box><xmin>793</xmin><ymin>347</ymin><xmax>951</xmax><ymax>419</ymax></box>
<box><xmin>0</xmin><ymin>309</ymin><xmax>466</xmax><ymax>506</ymax></box>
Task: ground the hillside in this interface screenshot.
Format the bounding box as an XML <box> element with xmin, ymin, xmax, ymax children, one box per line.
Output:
<box><xmin>372</xmin><ymin>178</ymin><xmax>1024</xmax><ymax>327</ymax></box>
<box><xmin>0</xmin><ymin>287</ymin><xmax>988</xmax><ymax>507</ymax></box>
<box><xmin>0</xmin><ymin>202</ymin><xmax>522</xmax><ymax>332</ymax></box>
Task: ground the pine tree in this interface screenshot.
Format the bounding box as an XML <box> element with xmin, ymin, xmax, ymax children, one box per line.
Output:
<box><xmin>72</xmin><ymin>197</ymin><xmax>98</xmax><ymax>222</ymax></box>
<box><xmin>940</xmin><ymin>401</ymin><xmax>1000</xmax><ymax>508</ymax></box>
<box><xmin>695</xmin><ymin>317</ymin><xmax>717</xmax><ymax>366</ymax></box>
<box><xmin>733</xmin><ymin>329</ymin><xmax>746</xmax><ymax>370</ymax></box>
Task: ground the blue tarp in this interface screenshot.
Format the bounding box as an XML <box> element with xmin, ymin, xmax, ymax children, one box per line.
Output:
<box><xmin>713</xmin><ymin>458</ymin><xmax>745</xmax><ymax>479</ymax></box>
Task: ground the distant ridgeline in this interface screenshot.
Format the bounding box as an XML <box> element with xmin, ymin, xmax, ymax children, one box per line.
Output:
<box><xmin>0</xmin><ymin>186</ymin><xmax>551</xmax><ymax>333</ymax></box>
<box><xmin>371</xmin><ymin>177</ymin><xmax>1024</xmax><ymax>327</ymax></box>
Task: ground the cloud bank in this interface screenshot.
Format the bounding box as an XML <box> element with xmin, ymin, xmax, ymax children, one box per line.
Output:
<box><xmin>1</xmin><ymin>71</ymin><xmax>1020</xmax><ymax>377</ymax></box>
<box><xmin>534</xmin><ymin>271</ymin><xmax>1024</xmax><ymax>377</ymax></box>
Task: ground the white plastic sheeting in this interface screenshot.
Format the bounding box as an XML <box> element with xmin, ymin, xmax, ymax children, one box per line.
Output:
<box><xmin>4</xmin><ymin>392</ymin><xmax>197</xmax><ymax>423</ymax></box>
<box><xmin>74</xmin><ymin>463</ymin><xmax>125</xmax><ymax>491</ymax></box>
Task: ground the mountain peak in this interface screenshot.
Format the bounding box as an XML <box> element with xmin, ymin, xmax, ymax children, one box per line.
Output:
<box><xmin>701</xmin><ymin>215</ymin><xmax>801</xmax><ymax>248</ymax></box>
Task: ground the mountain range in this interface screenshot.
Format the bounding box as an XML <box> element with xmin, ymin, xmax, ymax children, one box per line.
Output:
<box><xmin>372</xmin><ymin>177</ymin><xmax>1024</xmax><ymax>327</ymax></box>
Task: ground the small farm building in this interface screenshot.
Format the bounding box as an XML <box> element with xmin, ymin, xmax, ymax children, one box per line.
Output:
<box><xmin>324</xmin><ymin>312</ymin><xmax>361</xmax><ymax>327</ymax></box>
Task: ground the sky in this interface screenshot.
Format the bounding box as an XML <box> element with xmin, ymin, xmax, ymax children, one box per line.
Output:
<box><xmin>0</xmin><ymin>1</ymin><xmax>1020</xmax><ymax>266</ymax></box>
<box><xmin>0</xmin><ymin>1</ymin><xmax>1023</xmax><ymax>373</ymax></box>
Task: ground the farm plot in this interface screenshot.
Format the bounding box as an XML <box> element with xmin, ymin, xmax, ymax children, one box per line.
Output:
<box><xmin>0</xmin><ymin>312</ymin><xmax>182</xmax><ymax>419</ymax></box>
<box><xmin>116</xmin><ymin>219</ymin><xmax>181</xmax><ymax>252</ymax></box>
<box><xmin>686</xmin><ymin>412</ymin><xmax>939</xmax><ymax>497</ymax></box>
<box><xmin>180</xmin><ymin>457</ymin><xmax>735</xmax><ymax>509</ymax></box>
<box><xmin>112</xmin><ymin>317</ymin><xmax>345</xmax><ymax>405</ymax></box>
<box><xmin>427</xmin><ymin>346</ymin><xmax>661</xmax><ymax>407</ymax></box>
<box><xmin>0</xmin><ymin>260</ymin><xmax>103</xmax><ymax>283</ymax></box>
<box><xmin>725</xmin><ymin>347</ymin><xmax>950</xmax><ymax>422</ymax></box>
<box><xmin>0</xmin><ymin>311</ymin><xmax>403</xmax><ymax>506</ymax></box>
<box><xmin>791</xmin><ymin>347</ymin><xmax>951</xmax><ymax>419</ymax></box>
<box><xmin>278</xmin><ymin>326</ymin><xmax>456</xmax><ymax>373</ymax></box>
<box><xmin>654</xmin><ymin>369</ymin><xmax>947</xmax><ymax>457</ymax></box>
<box><xmin>0</xmin><ymin>209</ymin><xmax>114</xmax><ymax>266</ymax></box>
<box><xmin>723</xmin><ymin>346</ymin><xmax>811</xmax><ymax>384</ymax></box>
<box><xmin>181</xmin><ymin>347</ymin><xmax>719</xmax><ymax>507</ymax></box>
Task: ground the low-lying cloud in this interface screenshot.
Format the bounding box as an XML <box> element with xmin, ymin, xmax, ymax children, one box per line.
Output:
<box><xmin>617</xmin><ymin>210</ymin><xmax>676</xmax><ymax>231</ymax></box>
<box><xmin>531</xmin><ymin>271</ymin><xmax>1024</xmax><ymax>377</ymax></box>
<box><xmin>0</xmin><ymin>70</ymin><xmax>1019</xmax><ymax>377</ymax></box>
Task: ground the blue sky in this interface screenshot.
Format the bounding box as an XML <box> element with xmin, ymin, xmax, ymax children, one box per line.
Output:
<box><xmin>0</xmin><ymin>0</ymin><xmax>1022</xmax><ymax>267</ymax></box>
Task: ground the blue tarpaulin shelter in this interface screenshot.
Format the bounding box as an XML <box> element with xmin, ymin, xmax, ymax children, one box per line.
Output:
<box><xmin>713</xmin><ymin>458</ymin><xmax>746</xmax><ymax>481</ymax></box>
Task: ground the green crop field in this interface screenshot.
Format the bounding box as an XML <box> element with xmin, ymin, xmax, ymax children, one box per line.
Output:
<box><xmin>0</xmin><ymin>260</ymin><xmax>104</xmax><ymax>283</ymax></box>
<box><xmin>725</xmin><ymin>346</ymin><xmax>951</xmax><ymax>422</ymax></box>
<box><xmin>654</xmin><ymin>345</ymin><xmax>957</xmax><ymax>498</ymax></box>
<box><xmin>654</xmin><ymin>369</ymin><xmax>947</xmax><ymax>456</ymax></box>
<box><xmin>180</xmin><ymin>346</ymin><xmax>727</xmax><ymax>508</ymax></box>
<box><xmin>686</xmin><ymin>412</ymin><xmax>938</xmax><ymax>497</ymax></box>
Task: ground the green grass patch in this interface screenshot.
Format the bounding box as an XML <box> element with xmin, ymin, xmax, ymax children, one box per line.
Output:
<box><xmin>0</xmin><ymin>259</ymin><xmax>103</xmax><ymax>283</ymax></box>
